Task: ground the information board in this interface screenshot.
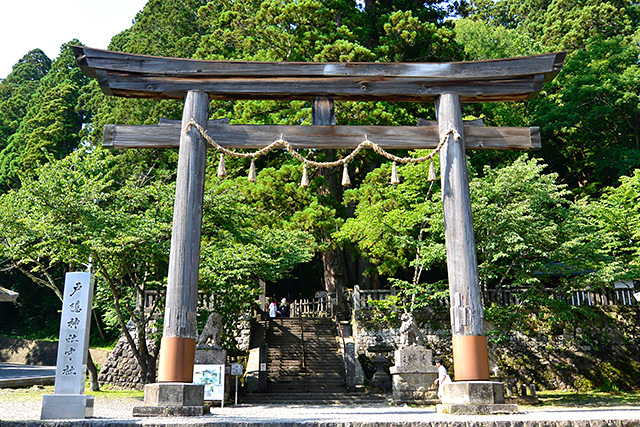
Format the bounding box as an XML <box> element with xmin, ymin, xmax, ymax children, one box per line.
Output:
<box><xmin>193</xmin><ymin>364</ymin><xmax>225</xmax><ymax>401</ymax></box>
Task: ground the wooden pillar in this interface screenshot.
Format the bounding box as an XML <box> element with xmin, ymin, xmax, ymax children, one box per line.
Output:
<box><xmin>312</xmin><ymin>97</ymin><xmax>336</xmax><ymax>126</ymax></box>
<box><xmin>157</xmin><ymin>90</ymin><xmax>209</xmax><ymax>383</ymax></box>
<box><xmin>436</xmin><ymin>93</ymin><xmax>490</xmax><ymax>381</ymax></box>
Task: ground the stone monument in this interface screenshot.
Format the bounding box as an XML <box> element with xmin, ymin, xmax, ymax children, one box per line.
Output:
<box><xmin>41</xmin><ymin>272</ymin><xmax>95</xmax><ymax>420</ymax></box>
<box><xmin>390</xmin><ymin>313</ymin><xmax>438</xmax><ymax>403</ymax></box>
<box><xmin>194</xmin><ymin>312</ymin><xmax>227</xmax><ymax>365</ymax></box>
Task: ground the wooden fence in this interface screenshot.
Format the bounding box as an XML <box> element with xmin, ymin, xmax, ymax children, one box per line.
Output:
<box><xmin>487</xmin><ymin>287</ymin><xmax>637</xmax><ymax>307</ymax></box>
<box><xmin>290</xmin><ymin>293</ymin><xmax>336</xmax><ymax>318</ymax></box>
<box><xmin>348</xmin><ymin>286</ymin><xmax>637</xmax><ymax>316</ymax></box>
<box><xmin>142</xmin><ymin>285</ymin><xmax>637</xmax><ymax>319</ymax></box>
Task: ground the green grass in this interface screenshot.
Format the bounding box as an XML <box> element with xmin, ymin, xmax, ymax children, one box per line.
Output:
<box><xmin>0</xmin><ymin>385</ymin><xmax>143</xmax><ymax>403</ymax></box>
<box><xmin>0</xmin><ymin>386</ymin><xmax>53</xmax><ymax>402</ymax></box>
<box><xmin>86</xmin><ymin>385</ymin><xmax>144</xmax><ymax>399</ymax></box>
<box><xmin>537</xmin><ymin>390</ymin><xmax>640</xmax><ymax>407</ymax></box>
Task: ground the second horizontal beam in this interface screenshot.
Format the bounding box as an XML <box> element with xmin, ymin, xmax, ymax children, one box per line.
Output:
<box><xmin>103</xmin><ymin>123</ymin><xmax>540</xmax><ymax>151</ymax></box>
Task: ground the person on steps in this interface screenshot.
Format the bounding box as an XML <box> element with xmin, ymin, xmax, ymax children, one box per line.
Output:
<box><xmin>279</xmin><ymin>298</ymin><xmax>289</xmax><ymax>317</ymax></box>
<box><xmin>269</xmin><ymin>300</ymin><xmax>279</xmax><ymax>318</ymax></box>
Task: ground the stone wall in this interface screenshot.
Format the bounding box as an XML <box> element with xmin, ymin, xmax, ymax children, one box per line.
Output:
<box><xmin>489</xmin><ymin>306</ymin><xmax>640</xmax><ymax>392</ymax></box>
<box><xmin>98</xmin><ymin>313</ymin><xmax>252</xmax><ymax>389</ymax></box>
<box><xmin>98</xmin><ymin>326</ymin><xmax>158</xmax><ymax>390</ymax></box>
<box><xmin>0</xmin><ymin>336</ymin><xmax>109</xmax><ymax>367</ymax></box>
<box><xmin>0</xmin><ymin>336</ymin><xmax>58</xmax><ymax>366</ymax></box>
<box><xmin>354</xmin><ymin>308</ymin><xmax>453</xmax><ymax>366</ymax></box>
<box><xmin>354</xmin><ymin>305</ymin><xmax>640</xmax><ymax>392</ymax></box>
<box><xmin>355</xmin><ymin>324</ymin><xmax>452</xmax><ymax>358</ymax></box>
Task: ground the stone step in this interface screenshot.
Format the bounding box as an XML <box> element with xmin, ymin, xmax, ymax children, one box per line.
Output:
<box><xmin>266</xmin><ymin>386</ymin><xmax>348</xmax><ymax>394</ymax></box>
<box><xmin>268</xmin><ymin>379</ymin><xmax>345</xmax><ymax>386</ymax></box>
<box><xmin>265</xmin><ymin>316</ymin><xmax>346</xmax><ymax>397</ymax></box>
<box><xmin>240</xmin><ymin>392</ymin><xmax>386</xmax><ymax>405</ymax></box>
<box><xmin>270</xmin><ymin>377</ymin><xmax>343</xmax><ymax>383</ymax></box>
<box><xmin>268</xmin><ymin>352</ymin><xmax>340</xmax><ymax>358</ymax></box>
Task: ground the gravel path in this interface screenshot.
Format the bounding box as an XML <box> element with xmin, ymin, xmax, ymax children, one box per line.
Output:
<box><xmin>2</xmin><ymin>389</ymin><xmax>640</xmax><ymax>424</ymax></box>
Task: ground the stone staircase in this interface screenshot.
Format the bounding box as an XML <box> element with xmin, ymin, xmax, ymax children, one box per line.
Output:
<box><xmin>242</xmin><ymin>317</ymin><xmax>385</xmax><ymax>404</ymax></box>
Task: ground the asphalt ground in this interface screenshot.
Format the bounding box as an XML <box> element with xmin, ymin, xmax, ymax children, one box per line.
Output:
<box><xmin>0</xmin><ymin>363</ymin><xmax>55</xmax><ymax>388</ymax></box>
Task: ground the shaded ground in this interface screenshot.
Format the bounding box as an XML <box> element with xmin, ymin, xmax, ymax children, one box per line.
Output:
<box><xmin>537</xmin><ymin>390</ymin><xmax>640</xmax><ymax>408</ymax></box>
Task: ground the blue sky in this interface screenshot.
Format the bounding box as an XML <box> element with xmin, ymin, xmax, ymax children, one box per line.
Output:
<box><xmin>0</xmin><ymin>0</ymin><xmax>148</xmax><ymax>79</ymax></box>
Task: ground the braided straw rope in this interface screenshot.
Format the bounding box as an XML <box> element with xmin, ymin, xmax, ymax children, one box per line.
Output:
<box><xmin>183</xmin><ymin>119</ymin><xmax>460</xmax><ymax>168</ymax></box>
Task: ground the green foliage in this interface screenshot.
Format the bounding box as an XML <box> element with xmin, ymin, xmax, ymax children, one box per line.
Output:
<box><xmin>337</xmin><ymin>158</ymin><xmax>445</xmax><ymax>277</ymax></box>
<box><xmin>110</xmin><ymin>0</ymin><xmax>210</xmax><ymax>58</ymax></box>
<box><xmin>471</xmin><ymin>0</ymin><xmax>635</xmax><ymax>48</ymax></box>
<box><xmin>338</xmin><ymin>155</ymin><xmax>606</xmax><ymax>308</ymax></box>
<box><xmin>0</xmin><ymin>42</ymin><xmax>89</xmax><ymax>189</ymax></box>
<box><xmin>360</xmin><ymin>294</ymin><xmax>404</xmax><ymax>327</ymax></box>
<box><xmin>471</xmin><ymin>156</ymin><xmax>575</xmax><ymax>292</ymax></box>
<box><xmin>196</xmin><ymin>0</ymin><xmax>368</xmax><ymax>62</ymax></box>
<box><xmin>0</xmin><ymin>147</ymin><xmax>173</xmax><ymax>335</ymax></box>
<box><xmin>198</xmin><ymin>169</ymin><xmax>317</xmax><ymax>348</ymax></box>
<box><xmin>376</xmin><ymin>10</ymin><xmax>460</xmax><ymax>62</ymax></box>
<box><xmin>534</xmin><ymin>35</ymin><xmax>640</xmax><ymax>192</ymax></box>
<box><xmin>540</xmin><ymin>0</ymin><xmax>633</xmax><ymax>51</ymax></box>
<box><xmin>454</xmin><ymin>18</ymin><xmax>543</xmax><ymax>60</ymax></box>
<box><xmin>583</xmin><ymin>170</ymin><xmax>640</xmax><ymax>282</ymax></box>
<box><xmin>466</xmin><ymin>0</ymin><xmax>640</xmax><ymax>194</ymax></box>
<box><xmin>0</xmin><ymin>49</ymin><xmax>51</xmax><ymax>151</ymax></box>
<box><xmin>0</xmin><ymin>144</ymin><xmax>317</xmax><ymax>359</ymax></box>
<box><xmin>3</xmin><ymin>0</ymin><xmax>640</xmax><ymax>379</ymax></box>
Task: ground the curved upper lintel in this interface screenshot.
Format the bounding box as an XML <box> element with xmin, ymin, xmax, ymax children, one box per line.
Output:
<box><xmin>72</xmin><ymin>46</ymin><xmax>565</xmax><ymax>103</ymax></box>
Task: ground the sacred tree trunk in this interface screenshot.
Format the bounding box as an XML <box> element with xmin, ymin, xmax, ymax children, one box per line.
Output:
<box><xmin>313</xmin><ymin>97</ymin><xmax>347</xmax><ymax>316</ymax></box>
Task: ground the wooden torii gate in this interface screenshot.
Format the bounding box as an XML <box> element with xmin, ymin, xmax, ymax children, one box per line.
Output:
<box><xmin>73</xmin><ymin>46</ymin><xmax>564</xmax><ymax>404</ymax></box>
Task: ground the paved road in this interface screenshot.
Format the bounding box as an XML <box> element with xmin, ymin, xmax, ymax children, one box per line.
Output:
<box><xmin>0</xmin><ymin>363</ymin><xmax>55</xmax><ymax>387</ymax></box>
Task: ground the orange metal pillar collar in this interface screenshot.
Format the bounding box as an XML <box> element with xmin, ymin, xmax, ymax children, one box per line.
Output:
<box><xmin>157</xmin><ymin>337</ymin><xmax>197</xmax><ymax>382</ymax></box>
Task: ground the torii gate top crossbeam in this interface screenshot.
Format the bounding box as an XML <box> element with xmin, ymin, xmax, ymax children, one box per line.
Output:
<box><xmin>72</xmin><ymin>46</ymin><xmax>565</xmax><ymax>103</ymax></box>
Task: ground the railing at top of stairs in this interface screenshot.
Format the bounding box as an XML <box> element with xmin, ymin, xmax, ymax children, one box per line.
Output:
<box><xmin>291</xmin><ymin>292</ymin><xmax>337</xmax><ymax>318</ymax></box>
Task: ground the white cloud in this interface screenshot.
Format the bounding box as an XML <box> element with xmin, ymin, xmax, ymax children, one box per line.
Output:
<box><xmin>0</xmin><ymin>0</ymin><xmax>148</xmax><ymax>79</ymax></box>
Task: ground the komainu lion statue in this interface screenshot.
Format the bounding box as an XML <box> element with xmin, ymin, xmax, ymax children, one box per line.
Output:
<box><xmin>399</xmin><ymin>312</ymin><xmax>425</xmax><ymax>348</ymax></box>
<box><xmin>197</xmin><ymin>312</ymin><xmax>223</xmax><ymax>350</ymax></box>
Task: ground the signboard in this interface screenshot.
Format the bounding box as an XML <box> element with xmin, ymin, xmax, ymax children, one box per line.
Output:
<box><xmin>230</xmin><ymin>363</ymin><xmax>243</xmax><ymax>376</ymax></box>
<box><xmin>193</xmin><ymin>364</ymin><xmax>225</xmax><ymax>401</ymax></box>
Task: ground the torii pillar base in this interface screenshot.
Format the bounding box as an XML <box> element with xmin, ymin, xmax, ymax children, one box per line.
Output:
<box><xmin>133</xmin><ymin>383</ymin><xmax>204</xmax><ymax>417</ymax></box>
<box><xmin>436</xmin><ymin>382</ymin><xmax>518</xmax><ymax>415</ymax></box>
